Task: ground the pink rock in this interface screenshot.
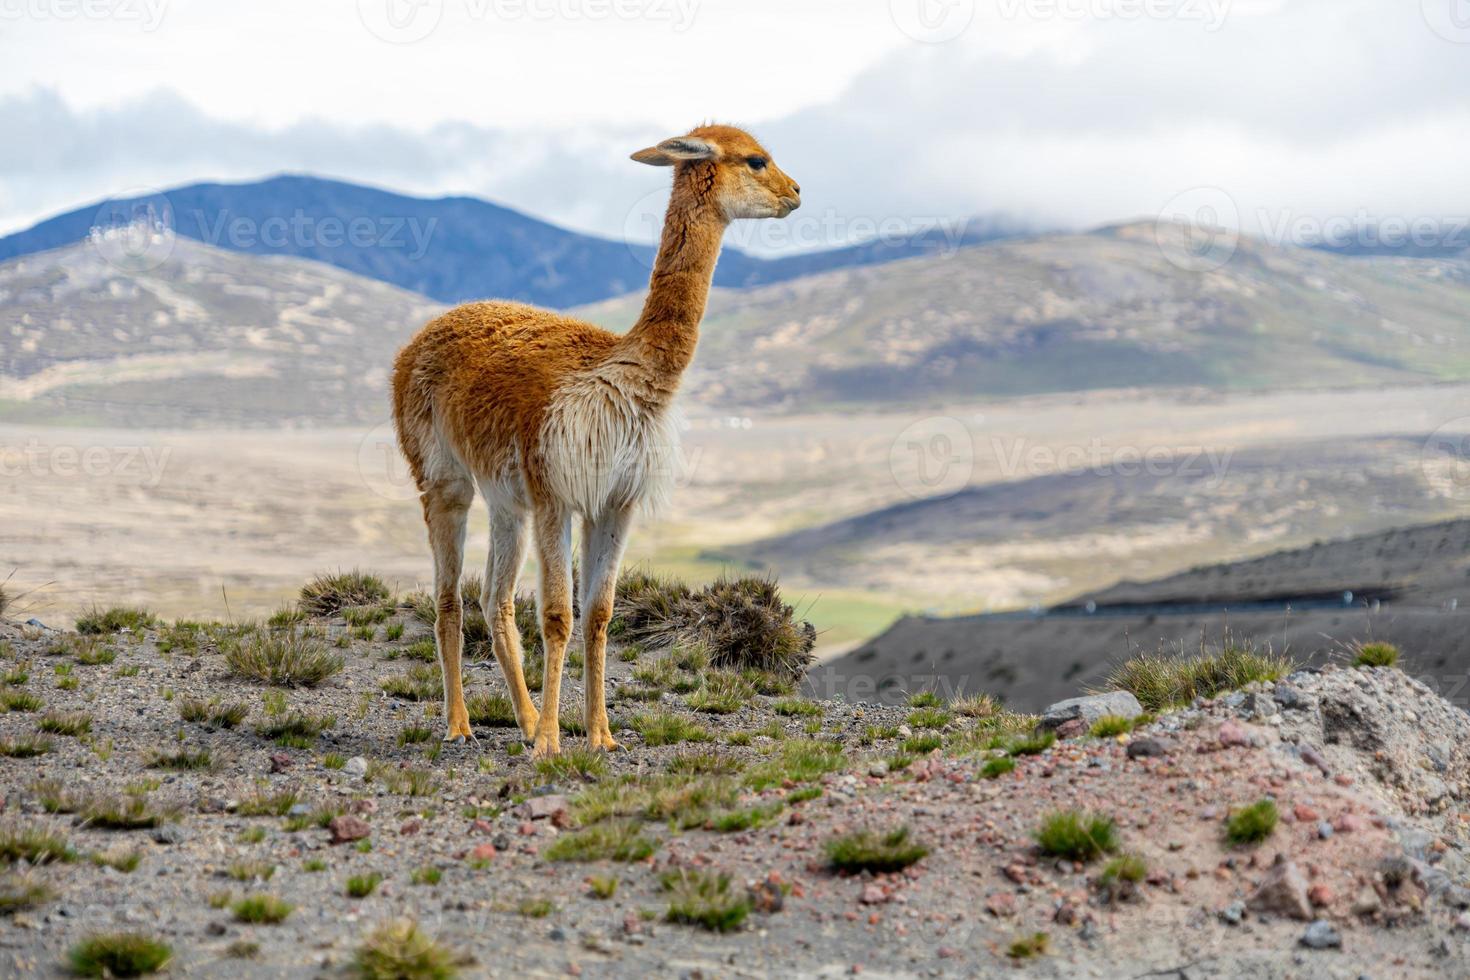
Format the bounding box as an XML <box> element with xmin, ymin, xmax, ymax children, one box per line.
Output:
<box><xmin>1293</xmin><ymin>804</ymin><xmax>1319</xmax><ymax>822</ymax></box>
<box><xmin>518</xmin><ymin>795</ymin><xmax>570</xmax><ymax>821</ymax></box>
<box><xmin>860</xmin><ymin>884</ymin><xmax>888</xmax><ymax>905</ymax></box>
<box><xmin>399</xmin><ymin>819</ymin><xmax>422</xmax><ymax>836</ymax></box>
<box><xmin>1247</xmin><ymin>856</ymin><xmax>1313</xmax><ymax>921</ymax></box>
<box><xmin>328</xmin><ymin>814</ymin><xmax>371</xmax><ymax>844</ymax></box>
<box><xmin>1055</xmin><ymin>719</ymin><xmax>1087</xmax><ymax>740</ymax></box>
<box><xmin>1003</xmin><ymin>864</ymin><xmax>1027</xmax><ymax>884</ymax></box>
<box><xmin>471</xmin><ymin>818</ymin><xmax>494</xmax><ymax>834</ymax></box>
<box><xmin>268</xmin><ymin>753</ymin><xmax>293</xmax><ymax>773</ymax></box>
<box><xmin>1333</xmin><ymin>813</ymin><xmax>1367</xmax><ymax>833</ymax></box>
<box><xmin>1308</xmin><ymin>883</ymin><xmax>1334</xmax><ymax>907</ymax></box>
<box><xmin>352</xmin><ymin>799</ymin><xmax>378</xmax><ymax>816</ymax></box>
<box><xmin>1218</xmin><ymin>720</ymin><xmax>1251</xmax><ymax>747</ymax></box>
<box><xmin>517</xmin><ymin>821</ymin><xmax>536</xmax><ymax>836</ymax></box>
<box><xmin>469</xmin><ymin>842</ymin><xmax>497</xmax><ymax>861</ymax></box>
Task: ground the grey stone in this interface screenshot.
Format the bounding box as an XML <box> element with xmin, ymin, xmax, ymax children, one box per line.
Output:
<box><xmin>151</xmin><ymin>825</ymin><xmax>186</xmax><ymax>845</ymax></box>
<box><xmin>287</xmin><ymin>803</ymin><xmax>311</xmax><ymax>817</ymax></box>
<box><xmin>1040</xmin><ymin>691</ymin><xmax>1143</xmax><ymax>730</ymax></box>
<box><xmin>1299</xmin><ymin>920</ymin><xmax>1342</xmax><ymax>949</ymax></box>
<box><xmin>1274</xmin><ymin>684</ymin><xmax>1306</xmax><ymax>710</ymax></box>
<box><xmin>344</xmin><ymin>756</ymin><xmax>368</xmax><ymax>776</ymax></box>
<box><xmin>1317</xmin><ymin>821</ymin><xmax>1333</xmax><ymax>840</ymax></box>
<box><xmin>1218</xmin><ymin>901</ymin><xmax>1246</xmax><ymax>925</ymax></box>
<box><xmin>1127</xmin><ymin>737</ymin><xmax>1170</xmax><ymax>759</ymax></box>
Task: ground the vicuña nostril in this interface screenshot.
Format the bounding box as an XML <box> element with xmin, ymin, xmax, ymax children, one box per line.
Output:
<box><xmin>792</xmin><ymin>184</ymin><xmax>801</xmax><ymax>195</ymax></box>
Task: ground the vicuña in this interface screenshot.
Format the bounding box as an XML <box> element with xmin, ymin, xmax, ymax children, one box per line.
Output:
<box><xmin>392</xmin><ymin>125</ymin><xmax>800</xmax><ymax>756</ymax></box>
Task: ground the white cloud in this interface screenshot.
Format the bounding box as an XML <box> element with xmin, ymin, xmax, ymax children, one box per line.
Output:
<box><xmin>1</xmin><ymin>0</ymin><xmax>1467</xmax><ymax>250</ymax></box>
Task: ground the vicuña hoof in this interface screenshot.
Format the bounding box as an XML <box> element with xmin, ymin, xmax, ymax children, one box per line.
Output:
<box><xmin>588</xmin><ymin>728</ymin><xmax>622</xmax><ymax>752</ymax></box>
<box><xmin>531</xmin><ymin>730</ymin><xmax>561</xmax><ymax>759</ymax></box>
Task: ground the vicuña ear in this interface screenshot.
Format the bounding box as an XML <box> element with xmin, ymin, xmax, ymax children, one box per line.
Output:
<box><xmin>630</xmin><ymin>136</ymin><xmax>719</xmax><ymax>167</ymax></box>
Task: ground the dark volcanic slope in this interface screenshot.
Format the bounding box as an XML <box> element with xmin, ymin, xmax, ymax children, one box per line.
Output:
<box><xmin>1080</xmin><ymin>518</ymin><xmax>1470</xmax><ymax>608</ymax></box>
<box><xmin>819</xmin><ymin>518</ymin><xmax>1470</xmax><ymax>712</ymax></box>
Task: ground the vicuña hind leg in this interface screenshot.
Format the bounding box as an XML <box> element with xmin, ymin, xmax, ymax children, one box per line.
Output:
<box><xmin>529</xmin><ymin>501</ymin><xmax>573</xmax><ymax>759</ymax></box>
<box><xmin>580</xmin><ymin>507</ymin><xmax>633</xmax><ymax>752</ymax></box>
<box><xmin>423</xmin><ymin>479</ymin><xmax>474</xmax><ymax>742</ymax></box>
<box><xmin>481</xmin><ymin>504</ymin><xmax>538</xmax><ymax>740</ymax></box>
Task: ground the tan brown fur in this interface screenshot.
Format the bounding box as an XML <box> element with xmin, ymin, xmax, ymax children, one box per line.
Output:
<box><xmin>391</xmin><ymin>125</ymin><xmax>799</xmax><ymax>755</ymax></box>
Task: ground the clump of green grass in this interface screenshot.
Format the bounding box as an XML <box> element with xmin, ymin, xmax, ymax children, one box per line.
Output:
<box><xmin>398</xmin><ymin>724</ymin><xmax>434</xmax><ymax>746</ymax></box>
<box><xmin>232</xmin><ymin>893</ymin><xmax>294</xmax><ymax>924</ymax></box>
<box><xmin>73</xmin><ymin>640</ymin><xmax>117</xmax><ymax>666</ymax></box>
<box><xmin>465</xmin><ymin>692</ymin><xmax>518</xmax><ymax>727</ymax></box>
<box><xmin>344</xmin><ymin>604</ymin><xmax>393</xmax><ymax>627</ymax></box>
<box><xmin>1007</xmin><ymin>932</ymin><xmax>1050</xmax><ymax>960</ymax></box>
<box><xmin>826</xmin><ymin>826</ymin><xmax>929</xmax><ymax>873</ymax></box>
<box><xmin>267</xmin><ymin>606</ymin><xmax>306</xmax><ymax>629</ymax></box>
<box><xmin>628</xmin><ymin>710</ymin><xmax>710</xmax><ymax>747</ymax></box>
<box><xmin>517</xmin><ymin>897</ymin><xmax>554</xmax><ymax>918</ymax></box>
<box><xmin>1096</xmin><ymin>853</ymin><xmax>1148</xmax><ymax>901</ymax></box>
<box><xmin>79</xmin><ymin>794</ymin><xmax>176</xmax><ymax>830</ymax></box>
<box><xmin>1104</xmin><ymin>637</ymin><xmax>1296</xmax><ymax>712</ymax></box>
<box><xmin>38</xmin><ymin>710</ymin><xmax>92</xmax><ymax>736</ymax></box>
<box><xmin>178</xmin><ymin>697</ymin><xmax>248</xmax><ymax>728</ymax></box>
<box><xmin>544</xmin><ymin>819</ymin><xmax>658</xmax><ymax>862</ymax></box>
<box><xmin>1034</xmin><ymin>810</ymin><xmax>1119</xmax><ymax>862</ymax></box>
<box><xmin>410</xmin><ymin>866</ymin><xmax>442</xmax><ymax>886</ymax></box>
<box><xmin>0</xmin><ymin>734</ymin><xmax>52</xmax><ymax>757</ymax></box>
<box><xmin>901</xmin><ymin>733</ymin><xmax>943</xmax><ymax>754</ymax></box>
<box><xmin>1225</xmin><ymin>799</ymin><xmax>1278</xmax><ymax>845</ymax></box>
<box><xmin>148</xmin><ymin>749</ymin><xmax>212</xmax><ymax>771</ymax></box>
<box><xmin>353</xmin><ymin>918</ymin><xmax>460</xmax><ymax>980</ymax></box>
<box><xmin>347</xmin><ymin>872</ymin><xmax>384</xmax><ymax>898</ymax></box>
<box><xmin>1089</xmin><ymin>715</ymin><xmax>1134</xmax><ymax>738</ymax></box>
<box><xmin>743</xmin><ymin>739</ymin><xmax>844</xmax><ymax>791</ymax></box>
<box><xmin>75</xmin><ymin>606</ymin><xmax>157</xmax><ymax>635</ymax></box>
<box><xmin>227</xmin><ymin>860</ymin><xmax>275</xmax><ymax>882</ymax></box>
<box><xmin>660</xmin><ymin>868</ymin><xmax>751</xmax><ymax>932</ymax></box>
<box><xmin>534</xmin><ymin>747</ymin><xmax>608</xmax><ymax>782</ymax></box>
<box><xmin>0</xmin><ymin>825</ymin><xmax>77</xmax><ymax>865</ymax></box>
<box><xmin>1353</xmin><ymin>641</ymin><xmax>1400</xmax><ymax>668</ymax></box>
<box><xmin>225</xmin><ymin>940</ymin><xmax>260</xmax><ymax>960</ymax></box>
<box><xmin>235</xmin><ymin>788</ymin><xmax>300</xmax><ymax>818</ymax></box>
<box><xmin>381</xmin><ymin>664</ymin><xmax>441</xmax><ymax>702</ymax></box>
<box><xmin>0</xmin><ymin>871</ymin><xmax>54</xmax><ymax>914</ymax></box>
<box><xmin>299</xmin><ymin>570</ymin><xmax>391</xmax><ymax>617</ymax></box>
<box><xmin>403</xmin><ymin>638</ymin><xmax>437</xmax><ymax>662</ymax></box>
<box><xmin>686</xmin><ymin>670</ymin><xmax>755</xmax><ymax>714</ymax></box>
<box><xmin>1</xmin><ymin>690</ymin><xmax>43</xmax><ymax>712</ymax></box>
<box><xmin>67</xmin><ymin>932</ymin><xmax>172</xmax><ymax>977</ymax></box>
<box><xmin>772</xmin><ymin>698</ymin><xmax>822</xmax><ymax>718</ymax></box>
<box><xmin>980</xmin><ymin>756</ymin><xmax>1016</xmax><ymax>779</ymax></box>
<box><xmin>255</xmin><ymin>710</ymin><xmax>336</xmax><ymax>748</ymax></box>
<box><xmin>587</xmin><ymin>875</ymin><xmax>618</xmax><ymax>899</ymax></box>
<box><xmin>225</xmin><ymin>631</ymin><xmax>344</xmax><ymax>687</ymax></box>
<box><xmin>375</xmin><ymin>766</ymin><xmax>439</xmax><ymax>797</ymax></box>
<box><xmin>1001</xmin><ymin>730</ymin><xmax>1055</xmax><ymax>756</ymax></box>
<box><xmin>666</xmin><ymin>750</ymin><xmax>744</xmax><ymax>777</ymax></box>
<box><xmin>709</xmin><ymin>803</ymin><xmax>784</xmax><ymax>833</ymax></box>
<box><xmin>906</xmin><ymin>706</ymin><xmax>952</xmax><ymax>729</ymax></box>
<box><xmin>907</xmin><ymin>690</ymin><xmax>942</xmax><ymax>707</ymax></box>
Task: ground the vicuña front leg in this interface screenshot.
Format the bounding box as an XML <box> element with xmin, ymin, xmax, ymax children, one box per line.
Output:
<box><xmin>530</xmin><ymin>502</ymin><xmax>573</xmax><ymax>759</ymax></box>
<box><xmin>581</xmin><ymin>507</ymin><xmax>632</xmax><ymax>752</ymax></box>
<box><xmin>423</xmin><ymin>480</ymin><xmax>474</xmax><ymax>743</ymax></box>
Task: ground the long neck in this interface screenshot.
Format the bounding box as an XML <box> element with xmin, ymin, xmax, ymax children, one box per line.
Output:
<box><xmin>619</xmin><ymin>170</ymin><xmax>728</xmax><ymax>380</ymax></box>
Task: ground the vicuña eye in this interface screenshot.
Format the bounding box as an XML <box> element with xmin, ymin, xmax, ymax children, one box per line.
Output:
<box><xmin>746</xmin><ymin>156</ymin><xmax>768</xmax><ymax>171</ymax></box>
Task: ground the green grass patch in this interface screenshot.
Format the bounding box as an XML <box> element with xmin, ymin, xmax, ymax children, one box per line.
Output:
<box><xmin>1034</xmin><ymin>810</ymin><xmax>1119</xmax><ymax>862</ymax></box>
<box><xmin>353</xmin><ymin>918</ymin><xmax>459</xmax><ymax>980</ymax></box>
<box><xmin>1353</xmin><ymin>642</ymin><xmax>1400</xmax><ymax>668</ymax></box>
<box><xmin>75</xmin><ymin>607</ymin><xmax>157</xmax><ymax>635</ymax></box>
<box><xmin>1104</xmin><ymin>638</ymin><xmax>1296</xmax><ymax>712</ymax></box>
<box><xmin>225</xmin><ymin>632</ymin><xmax>344</xmax><ymax>687</ymax></box>
<box><xmin>544</xmin><ymin>819</ymin><xmax>658</xmax><ymax>862</ymax></box>
<box><xmin>232</xmin><ymin>893</ymin><xmax>294</xmax><ymax>924</ymax></box>
<box><xmin>67</xmin><ymin>932</ymin><xmax>172</xmax><ymax>977</ymax></box>
<box><xmin>660</xmin><ymin>868</ymin><xmax>751</xmax><ymax>932</ymax></box>
<box><xmin>1225</xmin><ymin>799</ymin><xmax>1278</xmax><ymax>845</ymax></box>
<box><xmin>825</xmin><ymin>826</ymin><xmax>929</xmax><ymax>873</ymax></box>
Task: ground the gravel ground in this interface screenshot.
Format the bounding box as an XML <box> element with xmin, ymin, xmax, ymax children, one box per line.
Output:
<box><xmin>1</xmin><ymin>606</ymin><xmax>1468</xmax><ymax>979</ymax></box>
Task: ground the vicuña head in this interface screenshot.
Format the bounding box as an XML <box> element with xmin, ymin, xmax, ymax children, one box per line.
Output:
<box><xmin>392</xmin><ymin>124</ymin><xmax>798</xmax><ymax>757</ymax></box>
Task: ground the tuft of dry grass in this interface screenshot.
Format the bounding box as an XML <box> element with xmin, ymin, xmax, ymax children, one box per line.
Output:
<box><xmin>615</xmin><ymin>571</ymin><xmax>815</xmax><ymax>678</ymax></box>
<box><xmin>0</xmin><ymin>871</ymin><xmax>54</xmax><ymax>914</ymax></box>
<box><xmin>825</xmin><ymin>827</ymin><xmax>929</xmax><ymax>873</ymax></box>
<box><xmin>67</xmin><ymin>932</ymin><xmax>172</xmax><ymax>977</ymax></box>
<box><xmin>353</xmin><ymin>918</ymin><xmax>461</xmax><ymax>980</ymax></box>
<box><xmin>75</xmin><ymin>606</ymin><xmax>157</xmax><ymax>635</ymax></box>
<box><xmin>225</xmin><ymin>632</ymin><xmax>344</xmax><ymax>687</ymax></box>
<box><xmin>298</xmin><ymin>570</ymin><xmax>391</xmax><ymax>617</ymax></box>
<box><xmin>660</xmin><ymin>868</ymin><xmax>751</xmax><ymax>932</ymax></box>
<box><xmin>1104</xmin><ymin>636</ymin><xmax>1295</xmax><ymax>712</ymax></box>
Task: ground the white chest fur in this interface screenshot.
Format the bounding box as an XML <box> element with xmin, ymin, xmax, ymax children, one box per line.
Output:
<box><xmin>539</xmin><ymin>366</ymin><xmax>679</xmax><ymax>519</ymax></box>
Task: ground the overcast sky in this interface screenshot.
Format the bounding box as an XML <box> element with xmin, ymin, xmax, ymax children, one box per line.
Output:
<box><xmin>2</xmin><ymin>0</ymin><xmax>1467</xmax><ymax>252</ymax></box>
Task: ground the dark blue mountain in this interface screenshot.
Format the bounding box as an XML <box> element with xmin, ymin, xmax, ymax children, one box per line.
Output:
<box><xmin>0</xmin><ymin>175</ymin><xmax>1024</xmax><ymax>308</ymax></box>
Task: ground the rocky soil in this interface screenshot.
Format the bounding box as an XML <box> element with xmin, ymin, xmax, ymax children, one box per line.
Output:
<box><xmin>1</xmin><ymin>605</ymin><xmax>1469</xmax><ymax>978</ymax></box>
